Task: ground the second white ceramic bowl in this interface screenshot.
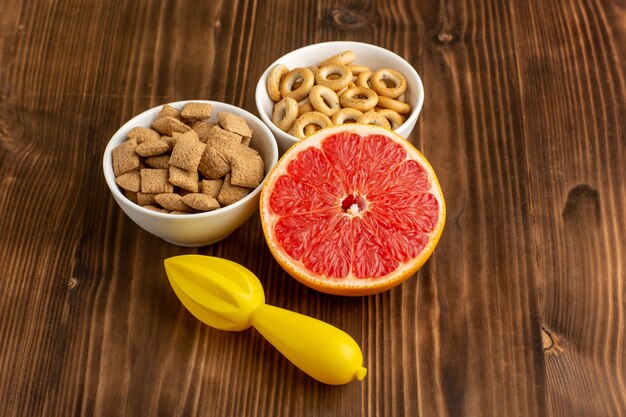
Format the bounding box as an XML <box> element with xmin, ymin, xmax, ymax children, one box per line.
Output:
<box><xmin>103</xmin><ymin>100</ymin><xmax>278</xmax><ymax>247</ymax></box>
<box><xmin>255</xmin><ymin>41</ymin><xmax>424</xmax><ymax>154</ymax></box>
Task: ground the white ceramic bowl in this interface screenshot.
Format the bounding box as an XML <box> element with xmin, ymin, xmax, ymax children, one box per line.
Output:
<box><xmin>103</xmin><ymin>100</ymin><xmax>278</xmax><ymax>247</ymax></box>
<box><xmin>255</xmin><ymin>41</ymin><xmax>424</xmax><ymax>154</ymax></box>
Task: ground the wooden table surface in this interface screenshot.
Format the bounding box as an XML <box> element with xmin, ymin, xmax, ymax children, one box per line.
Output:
<box><xmin>1</xmin><ymin>0</ymin><xmax>625</xmax><ymax>416</ymax></box>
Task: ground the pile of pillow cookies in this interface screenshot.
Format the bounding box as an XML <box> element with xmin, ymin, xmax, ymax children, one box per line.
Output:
<box><xmin>111</xmin><ymin>103</ymin><xmax>264</xmax><ymax>214</ymax></box>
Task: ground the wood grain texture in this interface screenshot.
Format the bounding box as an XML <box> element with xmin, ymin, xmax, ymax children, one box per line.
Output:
<box><xmin>0</xmin><ymin>0</ymin><xmax>624</xmax><ymax>416</ymax></box>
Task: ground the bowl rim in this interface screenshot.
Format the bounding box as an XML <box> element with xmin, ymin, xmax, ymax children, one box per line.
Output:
<box><xmin>255</xmin><ymin>41</ymin><xmax>425</xmax><ymax>145</ymax></box>
<box><xmin>102</xmin><ymin>99</ymin><xmax>278</xmax><ymax>220</ymax></box>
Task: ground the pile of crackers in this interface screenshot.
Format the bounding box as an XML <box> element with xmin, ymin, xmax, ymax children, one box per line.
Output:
<box><xmin>112</xmin><ymin>103</ymin><xmax>265</xmax><ymax>214</ymax></box>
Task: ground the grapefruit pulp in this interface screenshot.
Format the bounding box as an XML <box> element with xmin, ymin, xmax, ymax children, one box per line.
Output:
<box><xmin>260</xmin><ymin>124</ymin><xmax>445</xmax><ymax>296</ymax></box>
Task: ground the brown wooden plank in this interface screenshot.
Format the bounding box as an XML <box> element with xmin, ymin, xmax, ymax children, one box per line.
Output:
<box><xmin>512</xmin><ymin>0</ymin><xmax>626</xmax><ymax>415</ymax></box>
<box><xmin>0</xmin><ymin>0</ymin><xmax>625</xmax><ymax>416</ymax></box>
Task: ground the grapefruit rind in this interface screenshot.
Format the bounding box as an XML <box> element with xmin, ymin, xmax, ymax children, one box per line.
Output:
<box><xmin>260</xmin><ymin>124</ymin><xmax>445</xmax><ymax>296</ymax></box>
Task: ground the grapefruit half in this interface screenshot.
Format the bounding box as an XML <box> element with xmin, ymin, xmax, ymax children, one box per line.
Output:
<box><xmin>260</xmin><ymin>124</ymin><xmax>445</xmax><ymax>296</ymax></box>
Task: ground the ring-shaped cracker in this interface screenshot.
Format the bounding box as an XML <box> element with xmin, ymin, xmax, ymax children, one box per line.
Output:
<box><xmin>356</xmin><ymin>112</ymin><xmax>392</xmax><ymax>129</ymax></box>
<box><xmin>304</xmin><ymin>124</ymin><xmax>318</xmax><ymax>136</ymax></box>
<box><xmin>271</xmin><ymin>97</ymin><xmax>299</xmax><ymax>131</ymax></box>
<box><xmin>320</xmin><ymin>50</ymin><xmax>356</xmax><ymax>66</ymax></box>
<box><xmin>370</xmin><ymin>68</ymin><xmax>407</xmax><ymax>98</ymax></box>
<box><xmin>309</xmin><ymin>85</ymin><xmax>341</xmax><ymax>117</ymax></box>
<box><xmin>348</xmin><ymin>65</ymin><xmax>371</xmax><ymax>75</ymax></box>
<box><xmin>267</xmin><ymin>64</ymin><xmax>288</xmax><ymax>102</ymax></box>
<box><xmin>376</xmin><ymin>109</ymin><xmax>405</xmax><ymax>130</ymax></box>
<box><xmin>292</xmin><ymin>112</ymin><xmax>332</xmax><ymax>139</ymax></box>
<box><xmin>297</xmin><ymin>96</ymin><xmax>314</xmax><ymax>116</ymax></box>
<box><xmin>280</xmin><ymin>67</ymin><xmax>314</xmax><ymax>101</ymax></box>
<box><xmin>336</xmin><ymin>82</ymin><xmax>357</xmax><ymax>97</ymax></box>
<box><xmin>331</xmin><ymin>108</ymin><xmax>363</xmax><ymax>125</ymax></box>
<box><xmin>356</xmin><ymin>71</ymin><xmax>372</xmax><ymax>88</ymax></box>
<box><xmin>339</xmin><ymin>87</ymin><xmax>378</xmax><ymax>112</ymax></box>
<box><xmin>315</xmin><ymin>64</ymin><xmax>353</xmax><ymax>91</ymax></box>
<box><xmin>377</xmin><ymin>96</ymin><xmax>412</xmax><ymax>114</ymax></box>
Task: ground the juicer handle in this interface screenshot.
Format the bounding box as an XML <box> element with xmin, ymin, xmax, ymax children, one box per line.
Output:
<box><xmin>250</xmin><ymin>304</ymin><xmax>367</xmax><ymax>385</ymax></box>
